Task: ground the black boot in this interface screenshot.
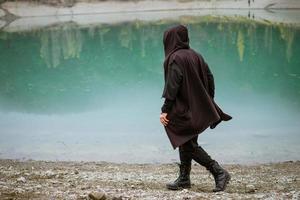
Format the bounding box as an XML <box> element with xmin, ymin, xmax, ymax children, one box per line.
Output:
<box><xmin>166</xmin><ymin>163</ymin><xmax>191</xmax><ymax>190</ymax></box>
<box><xmin>208</xmin><ymin>161</ymin><xmax>231</xmax><ymax>192</ymax></box>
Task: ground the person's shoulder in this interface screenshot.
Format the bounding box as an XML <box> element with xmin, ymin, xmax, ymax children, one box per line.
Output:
<box><xmin>189</xmin><ymin>49</ymin><xmax>204</xmax><ymax>58</ymax></box>
<box><xmin>174</xmin><ymin>49</ymin><xmax>204</xmax><ymax>61</ymax></box>
<box><xmin>172</xmin><ymin>49</ymin><xmax>190</xmax><ymax>59</ymax></box>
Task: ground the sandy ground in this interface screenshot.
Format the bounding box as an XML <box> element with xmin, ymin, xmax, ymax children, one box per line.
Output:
<box><xmin>0</xmin><ymin>159</ymin><xmax>299</xmax><ymax>199</ymax></box>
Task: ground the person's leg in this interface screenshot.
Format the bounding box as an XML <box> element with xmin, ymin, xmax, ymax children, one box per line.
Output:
<box><xmin>189</xmin><ymin>137</ymin><xmax>215</xmax><ymax>169</ymax></box>
<box><xmin>190</xmin><ymin>137</ymin><xmax>231</xmax><ymax>192</ymax></box>
<box><xmin>166</xmin><ymin>138</ymin><xmax>194</xmax><ymax>190</ymax></box>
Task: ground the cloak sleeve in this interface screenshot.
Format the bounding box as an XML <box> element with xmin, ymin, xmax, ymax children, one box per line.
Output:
<box><xmin>161</xmin><ymin>62</ymin><xmax>183</xmax><ymax>112</ymax></box>
<box><xmin>161</xmin><ymin>99</ymin><xmax>175</xmax><ymax>113</ymax></box>
<box><xmin>206</xmin><ymin>62</ymin><xmax>215</xmax><ymax>99</ymax></box>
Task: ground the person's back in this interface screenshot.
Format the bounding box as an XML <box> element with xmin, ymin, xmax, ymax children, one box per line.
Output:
<box><xmin>160</xmin><ymin>24</ymin><xmax>232</xmax><ymax>192</ymax></box>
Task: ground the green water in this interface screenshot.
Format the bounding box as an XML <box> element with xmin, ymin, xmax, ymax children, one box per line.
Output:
<box><xmin>0</xmin><ymin>18</ymin><xmax>299</xmax><ymax>163</ymax></box>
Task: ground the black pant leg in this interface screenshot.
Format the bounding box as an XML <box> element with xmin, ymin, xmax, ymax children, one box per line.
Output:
<box><xmin>190</xmin><ymin>138</ymin><xmax>215</xmax><ymax>169</ymax></box>
<box><xmin>178</xmin><ymin>137</ymin><xmax>195</xmax><ymax>165</ymax></box>
<box><xmin>179</xmin><ymin>136</ymin><xmax>215</xmax><ymax>169</ymax></box>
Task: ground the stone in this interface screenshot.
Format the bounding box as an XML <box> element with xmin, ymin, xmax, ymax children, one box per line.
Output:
<box><xmin>88</xmin><ymin>191</ymin><xmax>106</xmax><ymax>200</ymax></box>
<box><xmin>44</xmin><ymin>170</ymin><xmax>56</xmax><ymax>178</ymax></box>
<box><xmin>81</xmin><ymin>185</ymin><xmax>91</xmax><ymax>190</ymax></box>
<box><xmin>254</xmin><ymin>194</ymin><xmax>265</xmax><ymax>199</ymax></box>
<box><xmin>0</xmin><ymin>20</ymin><xmax>5</xmax><ymax>29</ymax></box>
<box><xmin>276</xmin><ymin>185</ymin><xmax>285</xmax><ymax>191</ymax></box>
<box><xmin>17</xmin><ymin>176</ymin><xmax>26</xmax><ymax>183</ymax></box>
<box><xmin>74</xmin><ymin>169</ymin><xmax>79</xmax><ymax>174</ymax></box>
<box><xmin>245</xmin><ymin>184</ymin><xmax>256</xmax><ymax>193</ymax></box>
<box><xmin>112</xmin><ymin>197</ymin><xmax>122</xmax><ymax>200</ymax></box>
<box><xmin>15</xmin><ymin>188</ymin><xmax>25</xmax><ymax>193</ymax></box>
<box><xmin>35</xmin><ymin>184</ymin><xmax>42</xmax><ymax>189</ymax></box>
<box><xmin>0</xmin><ymin>9</ymin><xmax>5</xmax><ymax>18</ymax></box>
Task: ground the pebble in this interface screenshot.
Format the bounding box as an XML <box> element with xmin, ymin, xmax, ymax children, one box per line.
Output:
<box><xmin>245</xmin><ymin>184</ymin><xmax>256</xmax><ymax>193</ymax></box>
<box><xmin>88</xmin><ymin>191</ymin><xmax>106</xmax><ymax>200</ymax></box>
<box><xmin>44</xmin><ymin>170</ymin><xmax>56</xmax><ymax>178</ymax></box>
<box><xmin>15</xmin><ymin>188</ymin><xmax>25</xmax><ymax>193</ymax></box>
<box><xmin>0</xmin><ymin>9</ymin><xmax>4</xmax><ymax>18</ymax></box>
<box><xmin>254</xmin><ymin>194</ymin><xmax>265</xmax><ymax>199</ymax></box>
<box><xmin>112</xmin><ymin>197</ymin><xmax>122</xmax><ymax>200</ymax></box>
<box><xmin>276</xmin><ymin>185</ymin><xmax>285</xmax><ymax>191</ymax></box>
<box><xmin>0</xmin><ymin>181</ymin><xmax>6</xmax><ymax>185</ymax></box>
<box><xmin>0</xmin><ymin>20</ymin><xmax>5</xmax><ymax>29</ymax></box>
<box><xmin>50</xmin><ymin>180</ymin><xmax>59</xmax><ymax>184</ymax></box>
<box><xmin>17</xmin><ymin>176</ymin><xmax>26</xmax><ymax>183</ymax></box>
<box><xmin>81</xmin><ymin>185</ymin><xmax>91</xmax><ymax>190</ymax></box>
<box><xmin>35</xmin><ymin>184</ymin><xmax>42</xmax><ymax>189</ymax></box>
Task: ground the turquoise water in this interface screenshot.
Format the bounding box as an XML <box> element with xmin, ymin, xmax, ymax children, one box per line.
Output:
<box><xmin>0</xmin><ymin>18</ymin><xmax>299</xmax><ymax>164</ymax></box>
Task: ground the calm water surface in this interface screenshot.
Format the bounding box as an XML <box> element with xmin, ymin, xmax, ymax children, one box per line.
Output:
<box><xmin>0</xmin><ymin>17</ymin><xmax>299</xmax><ymax>164</ymax></box>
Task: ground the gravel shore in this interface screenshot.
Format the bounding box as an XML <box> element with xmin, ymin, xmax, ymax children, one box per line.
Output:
<box><xmin>0</xmin><ymin>159</ymin><xmax>299</xmax><ymax>199</ymax></box>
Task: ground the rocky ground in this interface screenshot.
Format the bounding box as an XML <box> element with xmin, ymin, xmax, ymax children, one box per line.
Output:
<box><xmin>0</xmin><ymin>159</ymin><xmax>299</xmax><ymax>199</ymax></box>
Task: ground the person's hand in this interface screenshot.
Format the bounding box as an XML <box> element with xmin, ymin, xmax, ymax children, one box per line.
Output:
<box><xmin>160</xmin><ymin>113</ymin><xmax>169</xmax><ymax>126</ymax></box>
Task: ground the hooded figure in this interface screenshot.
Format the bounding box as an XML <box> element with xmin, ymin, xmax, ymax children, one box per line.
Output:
<box><xmin>161</xmin><ymin>25</ymin><xmax>232</xmax><ymax>149</ymax></box>
<box><xmin>160</xmin><ymin>25</ymin><xmax>232</xmax><ymax>192</ymax></box>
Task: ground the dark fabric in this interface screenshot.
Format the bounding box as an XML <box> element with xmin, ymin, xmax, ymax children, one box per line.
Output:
<box><xmin>179</xmin><ymin>136</ymin><xmax>215</xmax><ymax>169</ymax></box>
<box><xmin>207</xmin><ymin>65</ymin><xmax>215</xmax><ymax>99</ymax></box>
<box><xmin>161</xmin><ymin>62</ymin><xmax>183</xmax><ymax>113</ymax></box>
<box><xmin>162</xmin><ymin>25</ymin><xmax>232</xmax><ymax>149</ymax></box>
<box><xmin>161</xmin><ymin>99</ymin><xmax>175</xmax><ymax>113</ymax></box>
<box><xmin>162</xmin><ymin>62</ymin><xmax>183</xmax><ymax>101</ymax></box>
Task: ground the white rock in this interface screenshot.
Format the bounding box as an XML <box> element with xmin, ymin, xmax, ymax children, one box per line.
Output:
<box><xmin>245</xmin><ymin>184</ymin><xmax>256</xmax><ymax>193</ymax></box>
<box><xmin>0</xmin><ymin>9</ymin><xmax>5</xmax><ymax>18</ymax></box>
<box><xmin>15</xmin><ymin>187</ymin><xmax>25</xmax><ymax>193</ymax></box>
<box><xmin>0</xmin><ymin>20</ymin><xmax>5</xmax><ymax>29</ymax></box>
<box><xmin>17</xmin><ymin>176</ymin><xmax>26</xmax><ymax>183</ymax></box>
<box><xmin>44</xmin><ymin>170</ymin><xmax>56</xmax><ymax>178</ymax></box>
<box><xmin>35</xmin><ymin>184</ymin><xmax>42</xmax><ymax>189</ymax></box>
<box><xmin>254</xmin><ymin>194</ymin><xmax>265</xmax><ymax>199</ymax></box>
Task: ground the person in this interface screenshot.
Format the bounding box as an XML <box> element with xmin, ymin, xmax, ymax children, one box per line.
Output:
<box><xmin>160</xmin><ymin>24</ymin><xmax>232</xmax><ymax>192</ymax></box>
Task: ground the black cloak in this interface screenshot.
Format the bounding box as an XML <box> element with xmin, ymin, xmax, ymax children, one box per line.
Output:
<box><xmin>162</xmin><ymin>25</ymin><xmax>232</xmax><ymax>149</ymax></box>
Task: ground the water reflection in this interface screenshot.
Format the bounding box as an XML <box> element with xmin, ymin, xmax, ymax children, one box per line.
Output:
<box><xmin>0</xmin><ymin>17</ymin><xmax>299</xmax><ymax>163</ymax></box>
<box><xmin>40</xmin><ymin>23</ymin><xmax>83</xmax><ymax>68</ymax></box>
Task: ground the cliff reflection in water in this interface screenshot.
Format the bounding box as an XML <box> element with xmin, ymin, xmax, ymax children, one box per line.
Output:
<box><xmin>0</xmin><ymin>18</ymin><xmax>299</xmax><ymax>163</ymax></box>
<box><xmin>40</xmin><ymin>23</ymin><xmax>83</xmax><ymax>68</ymax></box>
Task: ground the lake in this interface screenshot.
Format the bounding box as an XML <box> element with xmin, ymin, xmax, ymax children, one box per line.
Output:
<box><xmin>0</xmin><ymin>15</ymin><xmax>299</xmax><ymax>164</ymax></box>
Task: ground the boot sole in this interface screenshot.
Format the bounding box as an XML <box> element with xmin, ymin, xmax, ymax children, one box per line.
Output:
<box><xmin>166</xmin><ymin>184</ymin><xmax>191</xmax><ymax>190</ymax></box>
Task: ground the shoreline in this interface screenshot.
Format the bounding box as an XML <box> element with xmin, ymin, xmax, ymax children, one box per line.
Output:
<box><xmin>0</xmin><ymin>159</ymin><xmax>299</xmax><ymax>199</ymax></box>
<box><xmin>1</xmin><ymin>0</ymin><xmax>300</xmax><ymax>32</ymax></box>
<box><xmin>1</xmin><ymin>9</ymin><xmax>300</xmax><ymax>33</ymax></box>
<box><xmin>1</xmin><ymin>0</ymin><xmax>300</xmax><ymax>18</ymax></box>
